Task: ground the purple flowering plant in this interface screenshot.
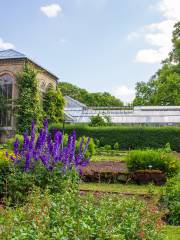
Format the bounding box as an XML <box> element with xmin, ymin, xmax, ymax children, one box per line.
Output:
<box><xmin>9</xmin><ymin>119</ymin><xmax>90</xmax><ymax>174</ymax></box>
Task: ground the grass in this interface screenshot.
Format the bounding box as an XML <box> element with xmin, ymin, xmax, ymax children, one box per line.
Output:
<box><xmin>92</xmin><ymin>154</ymin><xmax>127</xmax><ymax>162</ymax></box>
<box><xmin>163</xmin><ymin>225</ymin><xmax>180</xmax><ymax>240</ymax></box>
<box><xmin>79</xmin><ymin>182</ymin><xmax>161</xmax><ymax>195</ymax></box>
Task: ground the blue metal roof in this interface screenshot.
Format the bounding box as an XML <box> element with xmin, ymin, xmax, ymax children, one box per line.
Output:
<box><xmin>0</xmin><ymin>49</ymin><xmax>26</xmax><ymax>59</ymax></box>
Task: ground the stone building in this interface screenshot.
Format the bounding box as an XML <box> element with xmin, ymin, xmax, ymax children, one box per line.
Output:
<box><xmin>0</xmin><ymin>49</ymin><xmax>58</xmax><ymax>134</ymax></box>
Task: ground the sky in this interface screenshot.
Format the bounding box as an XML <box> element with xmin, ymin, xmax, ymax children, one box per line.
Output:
<box><xmin>0</xmin><ymin>0</ymin><xmax>180</xmax><ymax>103</ymax></box>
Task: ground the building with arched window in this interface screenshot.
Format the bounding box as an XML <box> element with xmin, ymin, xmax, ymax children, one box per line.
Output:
<box><xmin>0</xmin><ymin>49</ymin><xmax>58</xmax><ymax>134</ymax></box>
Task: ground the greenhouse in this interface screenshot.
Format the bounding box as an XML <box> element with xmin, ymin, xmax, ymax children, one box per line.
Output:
<box><xmin>64</xmin><ymin>96</ymin><xmax>180</xmax><ymax>125</ymax></box>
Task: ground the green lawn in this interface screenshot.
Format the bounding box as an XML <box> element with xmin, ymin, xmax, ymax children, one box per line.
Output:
<box><xmin>163</xmin><ymin>225</ymin><xmax>180</xmax><ymax>240</ymax></box>
<box><xmin>92</xmin><ymin>154</ymin><xmax>127</xmax><ymax>162</ymax></box>
<box><xmin>79</xmin><ymin>182</ymin><xmax>161</xmax><ymax>195</ymax></box>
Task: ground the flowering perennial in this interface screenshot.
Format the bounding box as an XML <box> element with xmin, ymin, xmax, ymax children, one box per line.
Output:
<box><xmin>9</xmin><ymin>120</ymin><xmax>90</xmax><ymax>172</ymax></box>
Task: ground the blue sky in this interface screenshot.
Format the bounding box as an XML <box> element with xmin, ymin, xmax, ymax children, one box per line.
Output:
<box><xmin>0</xmin><ymin>0</ymin><xmax>179</xmax><ymax>103</ymax></box>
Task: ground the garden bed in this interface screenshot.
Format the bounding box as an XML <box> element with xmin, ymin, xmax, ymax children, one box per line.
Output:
<box><xmin>80</xmin><ymin>161</ymin><xmax>129</xmax><ymax>183</ymax></box>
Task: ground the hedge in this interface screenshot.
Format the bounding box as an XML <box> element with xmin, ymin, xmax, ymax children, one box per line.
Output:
<box><xmin>49</xmin><ymin>123</ymin><xmax>180</xmax><ymax>151</ymax></box>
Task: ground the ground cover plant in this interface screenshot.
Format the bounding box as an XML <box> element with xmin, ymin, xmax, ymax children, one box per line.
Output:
<box><xmin>162</xmin><ymin>225</ymin><xmax>180</xmax><ymax>240</ymax></box>
<box><xmin>79</xmin><ymin>182</ymin><xmax>161</xmax><ymax>195</ymax></box>
<box><xmin>0</xmin><ymin>187</ymin><xmax>164</xmax><ymax>240</ymax></box>
<box><xmin>160</xmin><ymin>175</ymin><xmax>180</xmax><ymax>225</ymax></box>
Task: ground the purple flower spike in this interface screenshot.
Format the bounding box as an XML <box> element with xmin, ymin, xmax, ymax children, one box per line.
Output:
<box><xmin>14</xmin><ymin>138</ymin><xmax>20</xmax><ymax>156</ymax></box>
<box><xmin>7</xmin><ymin>120</ymin><xmax>91</xmax><ymax>174</ymax></box>
<box><xmin>24</xmin><ymin>152</ymin><xmax>31</xmax><ymax>172</ymax></box>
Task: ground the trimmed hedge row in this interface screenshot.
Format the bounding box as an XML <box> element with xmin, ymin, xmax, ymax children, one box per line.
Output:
<box><xmin>49</xmin><ymin>123</ymin><xmax>180</xmax><ymax>151</ymax></box>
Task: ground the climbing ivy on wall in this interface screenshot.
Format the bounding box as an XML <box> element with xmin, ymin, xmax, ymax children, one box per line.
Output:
<box><xmin>15</xmin><ymin>64</ymin><xmax>64</xmax><ymax>133</ymax></box>
<box><xmin>16</xmin><ymin>64</ymin><xmax>42</xmax><ymax>133</ymax></box>
<box><xmin>43</xmin><ymin>85</ymin><xmax>64</xmax><ymax>124</ymax></box>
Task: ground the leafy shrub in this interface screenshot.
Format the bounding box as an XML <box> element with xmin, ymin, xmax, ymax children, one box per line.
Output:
<box><xmin>160</xmin><ymin>176</ymin><xmax>180</xmax><ymax>225</ymax></box>
<box><xmin>114</xmin><ymin>142</ymin><xmax>119</xmax><ymax>150</ymax></box>
<box><xmin>104</xmin><ymin>144</ymin><xmax>111</xmax><ymax>151</ymax></box>
<box><xmin>89</xmin><ymin>114</ymin><xmax>107</xmax><ymax>127</ymax></box>
<box><xmin>0</xmin><ymin>120</ymin><xmax>90</xmax><ymax>204</ymax></box>
<box><xmin>0</xmin><ymin>149</ymin><xmax>14</xmax><ymax>199</ymax></box>
<box><xmin>163</xmin><ymin>142</ymin><xmax>172</xmax><ymax>153</ymax></box>
<box><xmin>49</xmin><ymin>124</ymin><xmax>180</xmax><ymax>151</ymax></box>
<box><xmin>0</xmin><ymin>188</ymin><xmax>164</xmax><ymax>240</ymax></box>
<box><xmin>126</xmin><ymin>149</ymin><xmax>179</xmax><ymax>177</ymax></box>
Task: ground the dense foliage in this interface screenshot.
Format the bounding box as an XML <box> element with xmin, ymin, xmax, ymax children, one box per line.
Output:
<box><xmin>49</xmin><ymin>123</ymin><xmax>180</xmax><ymax>151</ymax></box>
<box><xmin>16</xmin><ymin>64</ymin><xmax>42</xmax><ymax>133</ymax></box>
<box><xmin>0</xmin><ymin>120</ymin><xmax>90</xmax><ymax>204</ymax></box>
<box><xmin>59</xmin><ymin>82</ymin><xmax>123</xmax><ymax>106</ymax></box>
<box><xmin>89</xmin><ymin>114</ymin><xmax>109</xmax><ymax>127</ymax></box>
<box><xmin>15</xmin><ymin>64</ymin><xmax>64</xmax><ymax>133</ymax></box>
<box><xmin>0</xmin><ymin>188</ymin><xmax>164</xmax><ymax>240</ymax></box>
<box><xmin>133</xmin><ymin>22</ymin><xmax>180</xmax><ymax>106</ymax></box>
<box><xmin>43</xmin><ymin>85</ymin><xmax>64</xmax><ymax>124</ymax></box>
<box><xmin>160</xmin><ymin>176</ymin><xmax>180</xmax><ymax>225</ymax></box>
<box><xmin>126</xmin><ymin>149</ymin><xmax>178</xmax><ymax>177</ymax></box>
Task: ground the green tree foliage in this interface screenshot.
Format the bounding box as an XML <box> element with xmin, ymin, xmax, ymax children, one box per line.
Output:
<box><xmin>89</xmin><ymin>114</ymin><xmax>107</xmax><ymax>127</ymax></box>
<box><xmin>43</xmin><ymin>85</ymin><xmax>64</xmax><ymax>123</ymax></box>
<box><xmin>133</xmin><ymin>22</ymin><xmax>180</xmax><ymax>106</ymax></box>
<box><xmin>59</xmin><ymin>82</ymin><xmax>123</xmax><ymax>106</ymax></box>
<box><xmin>16</xmin><ymin>64</ymin><xmax>42</xmax><ymax>133</ymax></box>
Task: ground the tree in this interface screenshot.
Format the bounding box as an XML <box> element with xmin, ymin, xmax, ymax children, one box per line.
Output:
<box><xmin>133</xmin><ymin>21</ymin><xmax>180</xmax><ymax>106</ymax></box>
<box><xmin>89</xmin><ymin>114</ymin><xmax>107</xmax><ymax>127</ymax></box>
<box><xmin>16</xmin><ymin>64</ymin><xmax>42</xmax><ymax>133</ymax></box>
<box><xmin>43</xmin><ymin>85</ymin><xmax>64</xmax><ymax>124</ymax></box>
<box><xmin>133</xmin><ymin>79</ymin><xmax>156</xmax><ymax>106</ymax></box>
<box><xmin>59</xmin><ymin>82</ymin><xmax>123</xmax><ymax>107</ymax></box>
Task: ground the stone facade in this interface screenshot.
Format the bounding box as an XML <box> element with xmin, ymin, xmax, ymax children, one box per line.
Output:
<box><xmin>0</xmin><ymin>55</ymin><xmax>58</xmax><ymax>133</ymax></box>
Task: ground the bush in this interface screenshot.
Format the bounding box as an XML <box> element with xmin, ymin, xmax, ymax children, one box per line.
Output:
<box><xmin>49</xmin><ymin>124</ymin><xmax>180</xmax><ymax>151</ymax></box>
<box><xmin>126</xmin><ymin>149</ymin><xmax>179</xmax><ymax>177</ymax></box>
<box><xmin>0</xmin><ymin>153</ymin><xmax>79</xmax><ymax>204</ymax></box>
<box><xmin>160</xmin><ymin>176</ymin><xmax>180</xmax><ymax>225</ymax></box>
<box><xmin>104</xmin><ymin>144</ymin><xmax>111</xmax><ymax>151</ymax></box>
<box><xmin>0</xmin><ymin>188</ymin><xmax>164</xmax><ymax>240</ymax></box>
<box><xmin>89</xmin><ymin>114</ymin><xmax>107</xmax><ymax>127</ymax></box>
<box><xmin>114</xmin><ymin>142</ymin><xmax>119</xmax><ymax>150</ymax></box>
<box><xmin>0</xmin><ymin>120</ymin><xmax>90</xmax><ymax>205</ymax></box>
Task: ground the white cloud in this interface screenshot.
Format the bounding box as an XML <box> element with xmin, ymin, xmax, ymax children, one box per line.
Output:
<box><xmin>131</xmin><ymin>0</ymin><xmax>180</xmax><ymax>64</ymax></box>
<box><xmin>127</xmin><ymin>32</ymin><xmax>140</xmax><ymax>41</ymax></box>
<box><xmin>0</xmin><ymin>38</ymin><xmax>14</xmax><ymax>50</ymax></box>
<box><xmin>158</xmin><ymin>0</ymin><xmax>180</xmax><ymax>20</ymax></box>
<box><xmin>112</xmin><ymin>85</ymin><xmax>135</xmax><ymax>103</ymax></box>
<box><xmin>41</xmin><ymin>4</ymin><xmax>62</xmax><ymax>18</ymax></box>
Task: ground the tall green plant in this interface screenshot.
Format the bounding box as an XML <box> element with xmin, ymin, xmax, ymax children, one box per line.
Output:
<box><xmin>43</xmin><ymin>85</ymin><xmax>64</xmax><ymax>123</ymax></box>
<box><xmin>16</xmin><ymin>64</ymin><xmax>42</xmax><ymax>133</ymax></box>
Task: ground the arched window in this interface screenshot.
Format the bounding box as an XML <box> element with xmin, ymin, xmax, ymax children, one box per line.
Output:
<box><xmin>0</xmin><ymin>73</ymin><xmax>13</xmax><ymax>100</ymax></box>
<box><xmin>0</xmin><ymin>74</ymin><xmax>13</xmax><ymax>127</ymax></box>
<box><xmin>40</xmin><ymin>81</ymin><xmax>46</xmax><ymax>93</ymax></box>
